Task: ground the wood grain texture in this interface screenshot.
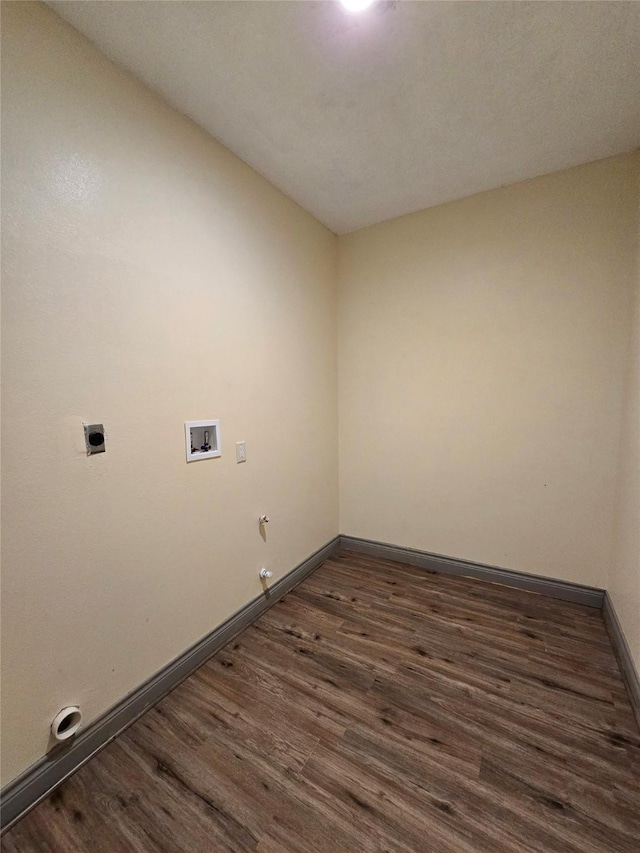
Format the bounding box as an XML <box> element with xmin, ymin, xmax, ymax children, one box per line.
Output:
<box><xmin>3</xmin><ymin>550</ymin><xmax>639</xmax><ymax>852</ymax></box>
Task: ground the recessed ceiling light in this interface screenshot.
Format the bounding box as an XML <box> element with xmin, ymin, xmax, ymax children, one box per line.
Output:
<box><xmin>340</xmin><ymin>0</ymin><xmax>375</xmax><ymax>12</ymax></box>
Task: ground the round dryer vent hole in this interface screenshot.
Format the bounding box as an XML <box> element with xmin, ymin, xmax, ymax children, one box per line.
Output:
<box><xmin>51</xmin><ymin>706</ymin><xmax>82</xmax><ymax>742</ymax></box>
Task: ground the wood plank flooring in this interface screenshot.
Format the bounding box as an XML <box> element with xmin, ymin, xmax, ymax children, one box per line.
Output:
<box><xmin>3</xmin><ymin>550</ymin><xmax>639</xmax><ymax>852</ymax></box>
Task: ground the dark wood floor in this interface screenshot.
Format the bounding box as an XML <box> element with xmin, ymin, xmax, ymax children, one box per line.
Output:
<box><xmin>3</xmin><ymin>550</ymin><xmax>639</xmax><ymax>852</ymax></box>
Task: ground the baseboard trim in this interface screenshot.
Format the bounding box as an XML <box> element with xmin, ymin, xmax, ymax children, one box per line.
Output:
<box><xmin>0</xmin><ymin>536</ymin><xmax>341</xmax><ymax>833</ymax></box>
<box><xmin>339</xmin><ymin>535</ymin><xmax>605</xmax><ymax>609</ymax></box>
<box><xmin>602</xmin><ymin>591</ymin><xmax>640</xmax><ymax>729</ymax></box>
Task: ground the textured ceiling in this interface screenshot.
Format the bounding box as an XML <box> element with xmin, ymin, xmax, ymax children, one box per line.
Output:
<box><xmin>48</xmin><ymin>1</ymin><xmax>640</xmax><ymax>233</ymax></box>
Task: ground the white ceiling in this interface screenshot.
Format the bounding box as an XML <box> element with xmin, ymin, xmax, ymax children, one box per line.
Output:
<box><xmin>48</xmin><ymin>1</ymin><xmax>640</xmax><ymax>234</ymax></box>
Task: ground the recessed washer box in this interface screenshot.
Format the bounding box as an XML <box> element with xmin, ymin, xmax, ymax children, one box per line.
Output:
<box><xmin>185</xmin><ymin>420</ymin><xmax>221</xmax><ymax>462</ymax></box>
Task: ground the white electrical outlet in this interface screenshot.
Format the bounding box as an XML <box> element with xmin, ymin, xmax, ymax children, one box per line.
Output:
<box><xmin>236</xmin><ymin>441</ymin><xmax>246</xmax><ymax>463</ymax></box>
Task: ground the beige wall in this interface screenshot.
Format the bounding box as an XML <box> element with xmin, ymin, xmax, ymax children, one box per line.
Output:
<box><xmin>339</xmin><ymin>153</ymin><xmax>639</xmax><ymax>588</ymax></box>
<box><xmin>610</xmin><ymin>175</ymin><xmax>640</xmax><ymax>672</ymax></box>
<box><xmin>1</xmin><ymin>2</ymin><xmax>338</xmax><ymax>787</ymax></box>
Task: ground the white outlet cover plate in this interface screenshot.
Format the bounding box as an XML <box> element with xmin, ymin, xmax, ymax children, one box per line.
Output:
<box><xmin>185</xmin><ymin>420</ymin><xmax>221</xmax><ymax>462</ymax></box>
<box><xmin>236</xmin><ymin>441</ymin><xmax>246</xmax><ymax>463</ymax></box>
